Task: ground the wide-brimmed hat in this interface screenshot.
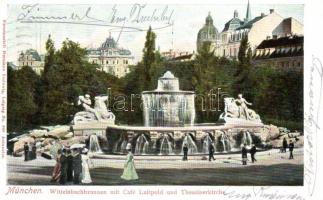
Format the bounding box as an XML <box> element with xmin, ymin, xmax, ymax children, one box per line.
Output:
<box><xmin>126</xmin><ymin>143</ymin><xmax>132</xmax><ymax>150</ymax></box>
<box><xmin>82</xmin><ymin>148</ymin><xmax>88</xmax><ymax>153</ymax></box>
<box><xmin>70</xmin><ymin>143</ymin><xmax>86</xmax><ymax>149</ymax></box>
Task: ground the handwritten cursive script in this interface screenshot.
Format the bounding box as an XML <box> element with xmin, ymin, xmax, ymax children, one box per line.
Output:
<box><xmin>223</xmin><ymin>187</ymin><xmax>304</xmax><ymax>200</ymax></box>
<box><xmin>16</xmin><ymin>4</ymin><xmax>174</xmax><ymax>32</ymax></box>
<box><xmin>304</xmin><ymin>56</ymin><xmax>323</xmax><ymax>196</ymax></box>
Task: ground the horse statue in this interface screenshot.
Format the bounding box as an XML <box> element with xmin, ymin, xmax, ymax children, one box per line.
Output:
<box><xmin>219</xmin><ymin>97</ymin><xmax>261</xmax><ymax>123</ymax></box>
<box><xmin>73</xmin><ymin>94</ymin><xmax>115</xmax><ymax>124</ymax></box>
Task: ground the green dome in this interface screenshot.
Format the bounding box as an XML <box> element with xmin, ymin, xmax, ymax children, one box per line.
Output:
<box><xmin>197</xmin><ymin>13</ymin><xmax>219</xmax><ymax>42</ymax></box>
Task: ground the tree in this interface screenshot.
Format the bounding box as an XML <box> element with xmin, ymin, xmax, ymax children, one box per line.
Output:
<box><xmin>233</xmin><ymin>36</ymin><xmax>253</xmax><ymax>99</ymax></box>
<box><xmin>44</xmin><ymin>34</ymin><xmax>55</xmax><ymax>74</ymax></box>
<box><xmin>38</xmin><ymin>38</ymin><xmax>122</xmax><ymax>125</ymax></box>
<box><xmin>142</xmin><ymin>26</ymin><xmax>156</xmax><ymax>89</ymax></box>
<box><xmin>7</xmin><ymin>66</ymin><xmax>40</xmax><ymax>131</ymax></box>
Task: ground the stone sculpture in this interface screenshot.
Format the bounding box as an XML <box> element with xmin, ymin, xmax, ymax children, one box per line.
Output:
<box><xmin>73</xmin><ymin>94</ymin><xmax>115</xmax><ymax>124</ymax></box>
<box><xmin>219</xmin><ymin>94</ymin><xmax>261</xmax><ymax>124</ymax></box>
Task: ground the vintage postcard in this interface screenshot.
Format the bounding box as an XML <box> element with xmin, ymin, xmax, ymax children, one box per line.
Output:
<box><xmin>0</xmin><ymin>0</ymin><xmax>322</xmax><ymax>199</ymax></box>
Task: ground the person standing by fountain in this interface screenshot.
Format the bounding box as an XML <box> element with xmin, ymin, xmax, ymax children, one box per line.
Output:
<box><xmin>59</xmin><ymin>149</ymin><xmax>67</xmax><ymax>185</ymax></box>
<box><xmin>81</xmin><ymin>148</ymin><xmax>92</xmax><ymax>184</ymax></box>
<box><xmin>51</xmin><ymin>149</ymin><xmax>62</xmax><ymax>183</ymax></box>
<box><xmin>208</xmin><ymin>144</ymin><xmax>215</xmax><ymax>161</ymax></box>
<box><xmin>121</xmin><ymin>144</ymin><xmax>139</xmax><ymax>181</ymax></box>
<box><xmin>183</xmin><ymin>144</ymin><xmax>188</xmax><ymax>161</ymax></box>
<box><xmin>250</xmin><ymin>144</ymin><xmax>257</xmax><ymax>163</ymax></box>
<box><xmin>31</xmin><ymin>143</ymin><xmax>37</xmax><ymax>160</ymax></box>
<box><xmin>241</xmin><ymin>144</ymin><xmax>248</xmax><ymax>165</ymax></box>
<box><xmin>282</xmin><ymin>138</ymin><xmax>288</xmax><ymax>153</ymax></box>
<box><xmin>66</xmin><ymin>149</ymin><xmax>74</xmax><ymax>183</ymax></box>
<box><xmin>73</xmin><ymin>148</ymin><xmax>82</xmax><ymax>184</ymax></box>
<box><xmin>23</xmin><ymin>142</ymin><xmax>29</xmax><ymax>161</ymax></box>
<box><xmin>289</xmin><ymin>140</ymin><xmax>294</xmax><ymax>159</ymax></box>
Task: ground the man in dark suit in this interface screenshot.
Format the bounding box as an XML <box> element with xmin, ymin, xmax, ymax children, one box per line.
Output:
<box><xmin>66</xmin><ymin>149</ymin><xmax>74</xmax><ymax>182</ymax></box>
<box><xmin>73</xmin><ymin>149</ymin><xmax>82</xmax><ymax>184</ymax></box>
<box><xmin>242</xmin><ymin>144</ymin><xmax>248</xmax><ymax>165</ymax></box>
<box><xmin>59</xmin><ymin>149</ymin><xmax>67</xmax><ymax>185</ymax></box>
<box><xmin>289</xmin><ymin>140</ymin><xmax>294</xmax><ymax>159</ymax></box>
<box><xmin>282</xmin><ymin>138</ymin><xmax>288</xmax><ymax>153</ymax></box>
<box><xmin>208</xmin><ymin>144</ymin><xmax>215</xmax><ymax>161</ymax></box>
<box><xmin>250</xmin><ymin>144</ymin><xmax>257</xmax><ymax>163</ymax></box>
<box><xmin>183</xmin><ymin>144</ymin><xmax>188</xmax><ymax>161</ymax></box>
<box><xmin>24</xmin><ymin>142</ymin><xmax>29</xmax><ymax>161</ymax></box>
<box><xmin>31</xmin><ymin>143</ymin><xmax>37</xmax><ymax>160</ymax></box>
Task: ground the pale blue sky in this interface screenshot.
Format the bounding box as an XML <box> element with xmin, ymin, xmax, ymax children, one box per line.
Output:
<box><xmin>7</xmin><ymin>3</ymin><xmax>303</xmax><ymax>63</ymax></box>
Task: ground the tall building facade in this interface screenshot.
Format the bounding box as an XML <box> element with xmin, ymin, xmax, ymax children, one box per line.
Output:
<box><xmin>86</xmin><ymin>35</ymin><xmax>134</xmax><ymax>78</ymax></box>
<box><xmin>253</xmin><ymin>35</ymin><xmax>303</xmax><ymax>71</ymax></box>
<box><xmin>18</xmin><ymin>49</ymin><xmax>44</xmax><ymax>75</ymax></box>
<box><xmin>197</xmin><ymin>1</ymin><xmax>304</xmax><ymax>59</ymax></box>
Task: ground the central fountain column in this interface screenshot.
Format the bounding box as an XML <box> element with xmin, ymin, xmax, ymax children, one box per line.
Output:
<box><xmin>142</xmin><ymin>71</ymin><xmax>195</xmax><ymax>127</ymax></box>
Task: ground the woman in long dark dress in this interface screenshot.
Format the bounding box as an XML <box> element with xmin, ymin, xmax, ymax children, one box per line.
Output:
<box><xmin>51</xmin><ymin>149</ymin><xmax>62</xmax><ymax>183</ymax></box>
<box><xmin>66</xmin><ymin>149</ymin><xmax>74</xmax><ymax>182</ymax></box>
<box><xmin>241</xmin><ymin>144</ymin><xmax>248</xmax><ymax>165</ymax></box>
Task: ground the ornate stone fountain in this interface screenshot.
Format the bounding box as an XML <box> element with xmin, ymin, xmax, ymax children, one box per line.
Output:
<box><xmin>142</xmin><ymin>71</ymin><xmax>195</xmax><ymax>127</ymax></box>
<box><xmin>72</xmin><ymin>71</ymin><xmax>265</xmax><ymax>155</ymax></box>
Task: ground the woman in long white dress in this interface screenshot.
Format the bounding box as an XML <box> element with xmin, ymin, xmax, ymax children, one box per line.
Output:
<box><xmin>121</xmin><ymin>144</ymin><xmax>138</xmax><ymax>181</ymax></box>
<box><xmin>81</xmin><ymin>148</ymin><xmax>92</xmax><ymax>184</ymax></box>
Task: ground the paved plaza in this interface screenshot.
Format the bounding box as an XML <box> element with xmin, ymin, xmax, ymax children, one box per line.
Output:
<box><xmin>7</xmin><ymin>148</ymin><xmax>303</xmax><ymax>185</ymax></box>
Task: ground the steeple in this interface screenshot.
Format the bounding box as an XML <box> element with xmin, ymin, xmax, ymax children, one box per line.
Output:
<box><xmin>245</xmin><ymin>0</ymin><xmax>252</xmax><ymax>23</ymax></box>
<box><xmin>234</xmin><ymin>10</ymin><xmax>238</xmax><ymax>18</ymax></box>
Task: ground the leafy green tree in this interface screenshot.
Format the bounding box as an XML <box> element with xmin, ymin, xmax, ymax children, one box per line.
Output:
<box><xmin>233</xmin><ymin>36</ymin><xmax>253</xmax><ymax>99</ymax></box>
<box><xmin>7</xmin><ymin>66</ymin><xmax>40</xmax><ymax>131</ymax></box>
<box><xmin>44</xmin><ymin>34</ymin><xmax>55</xmax><ymax>74</ymax></box>
<box><xmin>7</xmin><ymin>32</ymin><xmax>303</xmax><ymax>132</ymax></box>
<box><xmin>39</xmin><ymin>38</ymin><xmax>122</xmax><ymax>125</ymax></box>
<box><xmin>142</xmin><ymin>26</ymin><xmax>157</xmax><ymax>89</ymax></box>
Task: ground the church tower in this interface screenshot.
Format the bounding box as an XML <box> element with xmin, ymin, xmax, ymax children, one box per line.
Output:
<box><xmin>244</xmin><ymin>0</ymin><xmax>252</xmax><ymax>23</ymax></box>
<box><xmin>196</xmin><ymin>12</ymin><xmax>219</xmax><ymax>53</ymax></box>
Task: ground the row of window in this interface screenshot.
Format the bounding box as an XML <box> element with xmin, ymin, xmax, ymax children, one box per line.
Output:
<box><xmin>21</xmin><ymin>61</ymin><xmax>33</xmax><ymax>66</ymax></box>
<box><xmin>278</xmin><ymin>60</ymin><xmax>302</xmax><ymax>68</ymax></box>
<box><xmin>223</xmin><ymin>47</ymin><xmax>238</xmax><ymax>57</ymax></box>
<box><xmin>20</xmin><ymin>55</ymin><xmax>35</xmax><ymax>61</ymax></box>
<box><xmin>100</xmin><ymin>66</ymin><xmax>130</xmax><ymax>77</ymax></box>
<box><xmin>91</xmin><ymin>59</ymin><xmax>129</xmax><ymax>65</ymax></box>
<box><xmin>228</xmin><ymin>31</ymin><xmax>248</xmax><ymax>43</ymax></box>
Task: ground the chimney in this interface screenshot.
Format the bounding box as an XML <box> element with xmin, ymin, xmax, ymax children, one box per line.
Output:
<box><xmin>261</xmin><ymin>13</ymin><xmax>265</xmax><ymax>17</ymax></box>
<box><xmin>270</xmin><ymin>9</ymin><xmax>274</xmax><ymax>14</ymax></box>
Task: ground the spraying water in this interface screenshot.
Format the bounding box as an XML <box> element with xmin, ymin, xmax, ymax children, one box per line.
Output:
<box><xmin>241</xmin><ymin>131</ymin><xmax>253</xmax><ymax>147</ymax></box>
<box><xmin>159</xmin><ymin>134</ymin><xmax>173</xmax><ymax>155</ymax></box>
<box><xmin>89</xmin><ymin>134</ymin><xmax>102</xmax><ymax>153</ymax></box>
<box><xmin>181</xmin><ymin>134</ymin><xmax>198</xmax><ymax>154</ymax></box>
<box><xmin>220</xmin><ymin>133</ymin><xmax>231</xmax><ymax>152</ymax></box>
<box><xmin>113</xmin><ymin>137</ymin><xmax>128</xmax><ymax>153</ymax></box>
<box><xmin>142</xmin><ymin>71</ymin><xmax>195</xmax><ymax>127</ymax></box>
<box><xmin>135</xmin><ymin>134</ymin><xmax>149</xmax><ymax>155</ymax></box>
<box><xmin>202</xmin><ymin>134</ymin><xmax>213</xmax><ymax>154</ymax></box>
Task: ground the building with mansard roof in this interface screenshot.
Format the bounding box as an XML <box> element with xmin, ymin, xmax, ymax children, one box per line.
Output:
<box><xmin>86</xmin><ymin>34</ymin><xmax>134</xmax><ymax>78</ymax></box>
<box><xmin>197</xmin><ymin>0</ymin><xmax>303</xmax><ymax>59</ymax></box>
<box><xmin>253</xmin><ymin>35</ymin><xmax>303</xmax><ymax>71</ymax></box>
<box><xmin>18</xmin><ymin>49</ymin><xmax>44</xmax><ymax>75</ymax></box>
